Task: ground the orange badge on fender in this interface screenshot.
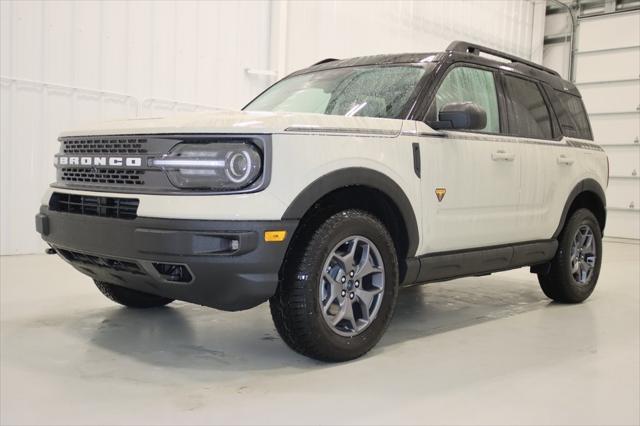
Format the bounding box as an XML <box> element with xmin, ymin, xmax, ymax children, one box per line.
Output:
<box><xmin>435</xmin><ymin>188</ymin><xmax>446</xmax><ymax>202</ymax></box>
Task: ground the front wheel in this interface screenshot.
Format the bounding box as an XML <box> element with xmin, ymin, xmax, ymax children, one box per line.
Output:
<box><xmin>537</xmin><ymin>208</ymin><xmax>603</xmax><ymax>303</ymax></box>
<box><xmin>270</xmin><ymin>210</ymin><xmax>399</xmax><ymax>362</ymax></box>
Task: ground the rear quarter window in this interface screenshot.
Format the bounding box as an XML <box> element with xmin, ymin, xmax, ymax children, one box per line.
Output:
<box><xmin>546</xmin><ymin>88</ymin><xmax>593</xmax><ymax>140</ymax></box>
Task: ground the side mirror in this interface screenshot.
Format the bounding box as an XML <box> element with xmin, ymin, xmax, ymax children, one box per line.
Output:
<box><xmin>430</xmin><ymin>102</ymin><xmax>487</xmax><ymax>130</ymax></box>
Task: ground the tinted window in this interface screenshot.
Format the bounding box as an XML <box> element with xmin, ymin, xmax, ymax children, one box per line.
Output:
<box><xmin>503</xmin><ymin>75</ymin><xmax>552</xmax><ymax>139</ymax></box>
<box><xmin>428</xmin><ymin>66</ymin><xmax>500</xmax><ymax>133</ymax></box>
<box><xmin>244</xmin><ymin>65</ymin><xmax>430</xmax><ymax>119</ymax></box>
<box><xmin>546</xmin><ymin>88</ymin><xmax>593</xmax><ymax>140</ymax></box>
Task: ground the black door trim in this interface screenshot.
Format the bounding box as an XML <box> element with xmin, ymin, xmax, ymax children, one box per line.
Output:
<box><xmin>405</xmin><ymin>239</ymin><xmax>558</xmax><ymax>285</ymax></box>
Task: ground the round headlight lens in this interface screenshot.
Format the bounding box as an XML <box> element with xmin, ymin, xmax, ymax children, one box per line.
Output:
<box><xmin>225</xmin><ymin>151</ymin><xmax>252</xmax><ymax>183</ymax></box>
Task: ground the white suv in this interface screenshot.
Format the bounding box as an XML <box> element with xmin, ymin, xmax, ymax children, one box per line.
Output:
<box><xmin>36</xmin><ymin>41</ymin><xmax>608</xmax><ymax>361</ymax></box>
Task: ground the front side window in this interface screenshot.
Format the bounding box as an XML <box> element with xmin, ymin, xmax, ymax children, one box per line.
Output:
<box><xmin>427</xmin><ymin>66</ymin><xmax>500</xmax><ymax>133</ymax></box>
<box><xmin>244</xmin><ymin>65</ymin><xmax>431</xmax><ymax>119</ymax></box>
<box><xmin>503</xmin><ymin>75</ymin><xmax>553</xmax><ymax>139</ymax></box>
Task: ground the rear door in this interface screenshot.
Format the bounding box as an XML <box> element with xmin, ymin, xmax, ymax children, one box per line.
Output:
<box><xmin>418</xmin><ymin>64</ymin><xmax>522</xmax><ymax>253</ymax></box>
<box><xmin>500</xmin><ymin>73</ymin><xmax>576</xmax><ymax>241</ymax></box>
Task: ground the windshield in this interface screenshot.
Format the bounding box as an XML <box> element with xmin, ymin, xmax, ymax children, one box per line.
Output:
<box><xmin>244</xmin><ymin>65</ymin><xmax>433</xmax><ymax>119</ymax></box>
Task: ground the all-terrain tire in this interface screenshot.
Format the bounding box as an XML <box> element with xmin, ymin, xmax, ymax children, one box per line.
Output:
<box><xmin>537</xmin><ymin>208</ymin><xmax>602</xmax><ymax>303</ymax></box>
<box><xmin>94</xmin><ymin>281</ymin><xmax>174</xmax><ymax>308</ymax></box>
<box><xmin>270</xmin><ymin>209</ymin><xmax>399</xmax><ymax>362</ymax></box>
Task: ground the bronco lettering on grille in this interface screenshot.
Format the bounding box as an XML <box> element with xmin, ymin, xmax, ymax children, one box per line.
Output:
<box><xmin>56</xmin><ymin>156</ymin><xmax>143</xmax><ymax>167</ymax></box>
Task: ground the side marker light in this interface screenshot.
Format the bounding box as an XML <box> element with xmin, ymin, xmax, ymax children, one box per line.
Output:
<box><xmin>264</xmin><ymin>230</ymin><xmax>287</xmax><ymax>242</ymax></box>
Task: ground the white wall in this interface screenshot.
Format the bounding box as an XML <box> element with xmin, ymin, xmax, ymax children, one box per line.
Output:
<box><xmin>1</xmin><ymin>0</ymin><xmax>271</xmax><ymax>107</ymax></box>
<box><xmin>284</xmin><ymin>0</ymin><xmax>546</xmax><ymax>73</ymax></box>
<box><xmin>542</xmin><ymin>10</ymin><xmax>572</xmax><ymax>79</ymax></box>
<box><xmin>543</xmin><ymin>9</ymin><xmax>640</xmax><ymax>240</ymax></box>
<box><xmin>0</xmin><ymin>0</ymin><xmax>271</xmax><ymax>255</ymax></box>
<box><xmin>1</xmin><ymin>0</ymin><xmax>546</xmax><ymax>255</ymax></box>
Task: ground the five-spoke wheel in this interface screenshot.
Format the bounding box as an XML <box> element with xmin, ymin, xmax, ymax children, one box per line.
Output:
<box><xmin>269</xmin><ymin>209</ymin><xmax>398</xmax><ymax>362</ymax></box>
<box><xmin>320</xmin><ymin>236</ymin><xmax>385</xmax><ymax>336</ymax></box>
<box><xmin>537</xmin><ymin>208</ymin><xmax>602</xmax><ymax>303</ymax></box>
<box><xmin>570</xmin><ymin>225</ymin><xmax>597</xmax><ymax>285</ymax></box>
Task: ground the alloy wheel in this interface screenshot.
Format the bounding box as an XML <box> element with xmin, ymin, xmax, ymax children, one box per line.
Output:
<box><xmin>319</xmin><ymin>236</ymin><xmax>385</xmax><ymax>337</ymax></box>
<box><xmin>570</xmin><ymin>224</ymin><xmax>597</xmax><ymax>284</ymax></box>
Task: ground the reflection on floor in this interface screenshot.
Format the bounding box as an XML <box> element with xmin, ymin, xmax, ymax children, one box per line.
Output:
<box><xmin>1</xmin><ymin>240</ymin><xmax>638</xmax><ymax>425</ymax></box>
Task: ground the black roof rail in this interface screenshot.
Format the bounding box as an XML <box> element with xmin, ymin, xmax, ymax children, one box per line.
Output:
<box><xmin>446</xmin><ymin>40</ymin><xmax>560</xmax><ymax>77</ymax></box>
<box><xmin>312</xmin><ymin>58</ymin><xmax>340</xmax><ymax>66</ymax></box>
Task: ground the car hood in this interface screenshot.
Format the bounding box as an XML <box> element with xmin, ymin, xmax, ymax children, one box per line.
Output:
<box><xmin>59</xmin><ymin>110</ymin><xmax>408</xmax><ymax>138</ymax></box>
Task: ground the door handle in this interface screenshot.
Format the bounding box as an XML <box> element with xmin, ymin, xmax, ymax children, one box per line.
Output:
<box><xmin>492</xmin><ymin>150</ymin><xmax>515</xmax><ymax>162</ymax></box>
<box><xmin>557</xmin><ymin>155</ymin><xmax>575</xmax><ymax>165</ymax></box>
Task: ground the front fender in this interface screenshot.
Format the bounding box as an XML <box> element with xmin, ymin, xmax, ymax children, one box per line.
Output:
<box><xmin>281</xmin><ymin>167</ymin><xmax>420</xmax><ymax>257</ymax></box>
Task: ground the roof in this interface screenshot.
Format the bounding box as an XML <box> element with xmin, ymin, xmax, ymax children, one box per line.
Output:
<box><xmin>292</xmin><ymin>41</ymin><xmax>579</xmax><ymax>96</ymax></box>
<box><xmin>290</xmin><ymin>52</ymin><xmax>443</xmax><ymax>76</ymax></box>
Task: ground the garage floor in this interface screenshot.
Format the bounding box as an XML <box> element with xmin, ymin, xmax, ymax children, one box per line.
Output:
<box><xmin>1</xmin><ymin>240</ymin><xmax>638</xmax><ymax>425</ymax></box>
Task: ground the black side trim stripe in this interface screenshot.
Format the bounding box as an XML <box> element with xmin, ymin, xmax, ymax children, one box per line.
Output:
<box><xmin>417</xmin><ymin>131</ymin><xmax>605</xmax><ymax>151</ymax></box>
<box><xmin>284</xmin><ymin>126</ymin><xmax>400</xmax><ymax>137</ymax></box>
<box><xmin>565</xmin><ymin>138</ymin><xmax>605</xmax><ymax>151</ymax></box>
<box><xmin>408</xmin><ymin>239</ymin><xmax>558</xmax><ymax>285</ymax></box>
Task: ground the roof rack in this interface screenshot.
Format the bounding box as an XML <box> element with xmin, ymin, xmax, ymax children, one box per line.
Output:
<box><xmin>312</xmin><ymin>58</ymin><xmax>339</xmax><ymax>66</ymax></box>
<box><xmin>446</xmin><ymin>40</ymin><xmax>560</xmax><ymax>77</ymax></box>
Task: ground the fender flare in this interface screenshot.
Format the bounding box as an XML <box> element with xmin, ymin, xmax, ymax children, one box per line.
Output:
<box><xmin>553</xmin><ymin>178</ymin><xmax>607</xmax><ymax>238</ymax></box>
<box><xmin>281</xmin><ymin>167</ymin><xmax>420</xmax><ymax>257</ymax></box>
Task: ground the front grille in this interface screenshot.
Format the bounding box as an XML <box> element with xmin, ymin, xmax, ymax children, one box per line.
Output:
<box><xmin>49</xmin><ymin>192</ymin><xmax>139</xmax><ymax>219</ymax></box>
<box><xmin>62</xmin><ymin>138</ymin><xmax>148</xmax><ymax>154</ymax></box>
<box><xmin>54</xmin><ymin>134</ymin><xmax>270</xmax><ymax>193</ymax></box>
<box><xmin>60</xmin><ymin>168</ymin><xmax>145</xmax><ymax>186</ymax></box>
<box><xmin>58</xmin><ymin>249</ymin><xmax>144</xmax><ymax>275</ymax></box>
<box><xmin>55</xmin><ymin>135</ymin><xmax>172</xmax><ymax>191</ymax></box>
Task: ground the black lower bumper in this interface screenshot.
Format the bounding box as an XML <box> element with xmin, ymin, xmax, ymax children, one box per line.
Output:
<box><xmin>36</xmin><ymin>207</ymin><xmax>298</xmax><ymax>311</ymax></box>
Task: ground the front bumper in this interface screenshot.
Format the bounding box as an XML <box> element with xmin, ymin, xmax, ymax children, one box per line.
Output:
<box><xmin>36</xmin><ymin>207</ymin><xmax>298</xmax><ymax>311</ymax></box>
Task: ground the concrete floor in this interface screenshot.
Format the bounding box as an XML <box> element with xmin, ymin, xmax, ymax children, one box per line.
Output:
<box><xmin>1</xmin><ymin>240</ymin><xmax>638</xmax><ymax>426</ymax></box>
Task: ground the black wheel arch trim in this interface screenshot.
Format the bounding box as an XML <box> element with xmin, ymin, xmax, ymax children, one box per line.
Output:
<box><xmin>553</xmin><ymin>178</ymin><xmax>606</xmax><ymax>238</ymax></box>
<box><xmin>281</xmin><ymin>167</ymin><xmax>420</xmax><ymax>257</ymax></box>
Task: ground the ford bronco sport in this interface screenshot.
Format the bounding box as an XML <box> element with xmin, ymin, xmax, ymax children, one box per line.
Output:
<box><xmin>36</xmin><ymin>41</ymin><xmax>608</xmax><ymax>362</ymax></box>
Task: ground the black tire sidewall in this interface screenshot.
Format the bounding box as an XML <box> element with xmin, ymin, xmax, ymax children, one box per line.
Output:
<box><xmin>94</xmin><ymin>280</ymin><xmax>174</xmax><ymax>308</ymax></box>
<box><xmin>554</xmin><ymin>209</ymin><xmax>603</xmax><ymax>301</ymax></box>
<box><xmin>293</xmin><ymin>211</ymin><xmax>398</xmax><ymax>359</ymax></box>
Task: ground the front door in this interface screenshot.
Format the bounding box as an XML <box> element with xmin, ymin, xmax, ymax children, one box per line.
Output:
<box><xmin>417</xmin><ymin>65</ymin><xmax>522</xmax><ymax>254</ymax></box>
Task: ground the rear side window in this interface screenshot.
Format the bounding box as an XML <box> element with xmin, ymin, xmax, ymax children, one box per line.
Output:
<box><xmin>503</xmin><ymin>75</ymin><xmax>553</xmax><ymax>140</ymax></box>
<box><xmin>546</xmin><ymin>89</ymin><xmax>593</xmax><ymax>140</ymax></box>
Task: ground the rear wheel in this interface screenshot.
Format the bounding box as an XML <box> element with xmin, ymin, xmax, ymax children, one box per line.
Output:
<box><xmin>94</xmin><ymin>281</ymin><xmax>174</xmax><ymax>308</ymax></box>
<box><xmin>270</xmin><ymin>209</ymin><xmax>399</xmax><ymax>362</ymax></box>
<box><xmin>537</xmin><ymin>208</ymin><xmax>602</xmax><ymax>303</ymax></box>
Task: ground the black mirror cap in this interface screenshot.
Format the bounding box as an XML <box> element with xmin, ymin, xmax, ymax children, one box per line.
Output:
<box><xmin>431</xmin><ymin>102</ymin><xmax>487</xmax><ymax>130</ymax></box>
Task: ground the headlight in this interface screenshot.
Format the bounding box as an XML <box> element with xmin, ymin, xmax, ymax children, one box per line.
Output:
<box><xmin>150</xmin><ymin>142</ymin><xmax>262</xmax><ymax>190</ymax></box>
